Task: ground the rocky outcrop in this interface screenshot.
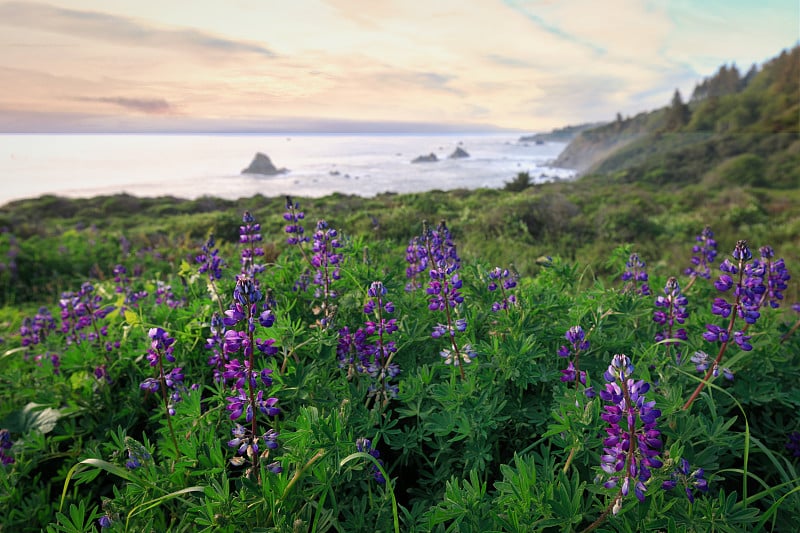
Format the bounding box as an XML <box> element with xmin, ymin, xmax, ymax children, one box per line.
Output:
<box><xmin>241</xmin><ymin>153</ymin><xmax>288</xmax><ymax>175</ymax></box>
<box><xmin>448</xmin><ymin>147</ymin><xmax>470</xmax><ymax>159</ymax></box>
<box><xmin>411</xmin><ymin>153</ymin><xmax>438</xmax><ymax>163</ymax></box>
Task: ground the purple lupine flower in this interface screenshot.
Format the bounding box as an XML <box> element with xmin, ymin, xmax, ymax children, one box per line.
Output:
<box><xmin>440</xmin><ymin>343</ymin><xmax>477</xmax><ymax>366</ymax></box>
<box><xmin>689</xmin><ymin>350</ymin><xmax>733</xmax><ymax>380</ymax></box>
<box><xmin>404</xmin><ymin>235</ymin><xmax>428</xmax><ymax>291</ymax></box>
<box><xmin>310</xmin><ymin>220</ymin><xmax>343</xmax><ymax>313</ymax></box>
<box><xmin>240</xmin><ymin>211</ymin><xmax>266</xmax><ymax>276</ymax></box>
<box><xmin>685</xmin><ymin>226</ymin><xmax>718</xmax><ymax>280</ymax></box>
<box><xmin>58</xmin><ymin>282</ymin><xmax>115</xmax><ymax>347</ymax></box>
<box><xmin>205</xmin><ymin>312</ymin><xmax>228</xmax><ymax>382</ymax></box>
<box><xmin>598</xmin><ymin>354</ymin><xmax>663</xmax><ymax>507</ymax></box>
<box><xmin>419</xmin><ymin>221</ymin><xmax>471</xmax><ymax>378</ymax></box>
<box><xmin>19</xmin><ymin>306</ymin><xmax>56</xmax><ymax>348</ymax></box>
<box><xmin>703</xmin><ymin>240</ymin><xmax>762</xmax><ymax>357</ymax></box>
<box><xmin>140</xmin><ymin>328</ymin><xmax>189</xmax><ymax>417</ymax></box>
<box><xmin>487</xmin><ymin>266</ymin><xmax>518</xmax><ymax>312</ymax></box>
<box><xmin>557</xmin><ymin>325</ymin><xmax>592</xmax><ymax>393</ymax></box>
<box><xmin>356</xmin><ymin>437</ymin><xmax>386</xmax><ymax>484</ymax></box>
<box><xmin>661</xmin><ymin>458</ymin><xmax>709</xmax><ymax>503</ymax></box>
<box><xmin>155</xmin><ymin>280</ymin><xmax>182</xmax><ymax>308</ymax></box>
<box><xmin>222</xmin><ymin>267</ymin><xmax>281</xmax><ymax>475</ymax></box>
<box><xmin>621</xmin><ymin>253</ymin><xmax>650</xmax><ymax>296</ymax></box>
<box><xmin>653</xmin><ymin>277</ymin><xmax>689</xmax><ymax>362</ymax></box>
<box><xmin>283</xmin><ymin>196</ymin><xmax>309</xmax><ymax>246</ymax></box>
<box><xmin>196</xmin><ymin>233</ymin><xmax>225</xmax><ymax>281</ymax></box>
<box><xmin>786</xmin><ymin>431</ymin><xmax>800</xmax><ymax>457</ymax></box>
<box><xmin>123</xmin><ymin>436</ymin><xmax>151</xmax><ymax>469</ymax></box>
<box><xmin>0</xmin><ymin>429</ymin><xmax>14</xmax><ymax>466</ymax></box>
<box><xmin>338</xmin><ymin>281</ymin><xmax>400</xmax><ymax>405</ymax></box>
<box><xmin>751</xmin><ymin>246</ymin><xmax>791</xmax><ymax>309</ymax></box>
<box><xmin>98</xmin><ymin>515</ymin><xmax>113</xmax><ymax>529</ymax></box>
<box><xmin>227</xmin><ymin>423</ymin><xmax>282</xmax><ymax>469</ymax></box>
<box><xmin>94</xmin><ymin>364</ymin><xmax>112</xmax><ymax>384</ymax></box>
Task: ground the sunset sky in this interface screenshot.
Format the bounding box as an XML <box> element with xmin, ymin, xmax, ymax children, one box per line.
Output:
<box><xmin>1</xmin><ymin>0</ymin><xmax>797</xmax><ymax>133</ymax></box>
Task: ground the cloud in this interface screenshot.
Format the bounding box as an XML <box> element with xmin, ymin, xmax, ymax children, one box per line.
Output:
<box><xmin>0</xmin><ymin>1</ymin><xmax>274</xmax><ymax>57</ymax></box>
<box><xmin>486</xmin><ymin>54</ymin><xmax>536</xmax><ymax>69</ymax></box>
<box><xmin>77</xmin><ymin>97</ymin><xmax>174</xmax><ymax>115</ymax></box>
<box><xmin>502</xmin><ymin>0</ymin><xmax>607</xmax><ymax>55</ymax></box>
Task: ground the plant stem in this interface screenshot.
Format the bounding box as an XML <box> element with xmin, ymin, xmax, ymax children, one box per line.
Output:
<box><xmin>156</xmin><ymin>353</ymin><xmax>180</xmax><ymax>459</ymax></box>
<box><xmin>683</xmin><ymin>258</ymin><xmax>744</xmax><ymax>411</ymax></box>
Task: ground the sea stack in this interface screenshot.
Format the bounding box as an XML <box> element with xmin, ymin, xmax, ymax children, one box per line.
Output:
<box><xmin>411</xmin><ymin>153</ymin><xmax>438</xmax><ymax>163</ymax></box>
<box><xmin>241</xmin><ymin>152</ymin><xmax>288</xmax><ymax>175</ymax></box>
<box><xmin>448</xmin><ymin>147</ymin><xmax>470</xmax><ymax>159</ymax></box>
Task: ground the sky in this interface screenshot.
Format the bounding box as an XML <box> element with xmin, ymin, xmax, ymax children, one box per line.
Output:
<box><xmin>0</xmin><ymin>0</ymin><xmax>797</xmax><ymax>133</ymax></box>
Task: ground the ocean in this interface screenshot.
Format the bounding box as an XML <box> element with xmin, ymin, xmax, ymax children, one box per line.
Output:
<box><xmin>0</xmin><ymin>133</ymin><xmax>572</xmax><ymax>205</ymax></box>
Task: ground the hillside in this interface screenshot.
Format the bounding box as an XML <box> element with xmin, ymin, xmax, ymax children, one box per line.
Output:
<box><xmin>554</xmin><ymin>45</ymin><xmax>800</xmax><ymax>187</ymax></box>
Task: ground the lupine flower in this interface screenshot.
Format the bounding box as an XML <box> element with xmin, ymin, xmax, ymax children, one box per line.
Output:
<box><xmin>154</xmin><ymin>281</ymin><xmax>182</xmax><ymax>308</ymax></box>
<box><xmin>662</xmin><ymin>458</ymin><xmax>709</xmax><ymax>503</ymax></box>
<box><xmin>283</xmin><ymin>196</ymin><xmax>309</xmax><ymax>246</ymax></box>
<box><xmin>240</xmin><ymin>211</ymin><xmax>266</xmax><ymax>276</ymax></box>
<box><xmin>557</xmin><ymin>325</ymin><xmax>592</xmax><ymax>394</ymax></box>
<box><xmin>598</xmin><ymin>354</ymin><xmax>663</xmax><ymax>507</ymax></box>
<box><xmin>221</xmin><ymin>266</ymin><xmax>280</xmax><ymax>475</ymax></box>
<box><xmin>196</xmin><ymin>233</ymin><xmax>225</xmax><ymax>282</ymax></box>
<box><xmin>704</xmin><ymin>241</ymin><xmax>760</xmax><ymax>355</ymax></box>
<box><xmin>690</xmin><ymin>351</ymin><xmax>733</xmax><ymax>380</ymax></box>
<box><xmin>58</xmin><ymin>282</ymin><xmax>115</xmax><ymax>346</ymax></box>
<box><xmin>112</xmin><ymin>265</ymin><xmax>147</xmax><ymax>310</ymax></box>
<box><xmin>621</xmin><ymin>253</ymin><xmax>650</xmax><ymax>296</ymax></box>
<box><xmin>19</xmin><ymin>306</ymin><xmax>56</xmax><ymax>348</ymax></box>
<box><xmin>440</xmin><ymin>343</ymin><xmax>477</xmax><ymax>366</ymax></box>
<box><xmin>98</xmin><ymin>515</ymin><xmax>113</xmax><ymax>529</ymax></box>
<box><xmin>751</xmin><ymin>246</ymin><xmax>791</xmax><ymax>309</ymax></box>
<box><xmin>0</xmin><ymin>429</ymin><xmax>14</xmax><ymax>466</ymax></box>
<box><xmin>487</xmin><ymin>266</ymin><xmax>518</xmax><ymax>312</ymax></box>
<box><xmin>310</xmin><ymin>220</ymin><xmax>343</xmax><ymax>324</ymax></box>
<box><xmin>94</xmin><ymin>364</ymin><xmax>112</xmax><ymax>384</ymax></box>
<box><xmin>227</xmin><ymin>424</ymin><xmax>282</xmax><ymax>470</ymax></box>
<box><xmin>337</xmin><ymin>281</ymin><xmax>400</xmax><ymax>405</ymax></box>
<box><xmin>418</xmin><ymin>221</ymin><xmax>472</xmax><ymax>377</ymax></box>
<box><xmin>140</xmin><ymin>328</ymin><xmax>189</xmax><ymax>418</ymax></box>
<box><xmin>404</xmin><ymin>235</ymin><xmax>428</xmax><ymax>291</ymax></box>
<box><xmin>205</xmin><ymin>312</ymin><xmax>229</xmax><ymax>382</ymax></box>
<box><xmin>786</xmin><ymin>431</ymin><xmax>800</xmax><ymax>457</ymax></box>
<box><xmin>653</xmin><ymin>277</ymin><xmax>689</xmax><ymax>362</ymax></box>
<box><xmin>356</xmin><ymin>437</ymin><xmax>386</xmax><ymax>484</ymax></box>
<box><xmin>124</xmin><ymin>437</ymin><xmax>152</xmax><ymax>469</ymax></box>
<box><xmin>685</xmin><ymin>226</ymin><xmax>718</xmax><ymax>280</ymax></box>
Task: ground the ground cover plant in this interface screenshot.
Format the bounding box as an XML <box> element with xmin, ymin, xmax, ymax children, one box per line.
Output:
<box><xmin>1</xmin><ymin>196</ymin><xmax>799</xmax><ymax>532</ymax></box>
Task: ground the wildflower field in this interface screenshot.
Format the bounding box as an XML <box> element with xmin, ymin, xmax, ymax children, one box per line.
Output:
<box><xmin>1</xmin><ymin>196</ymin><xmax>799</xmax><ymax>532</ymax></box>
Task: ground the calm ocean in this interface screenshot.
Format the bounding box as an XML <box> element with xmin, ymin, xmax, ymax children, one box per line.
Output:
<box><xmin>0</xmin><ymin>133</ymin><xmax>572</xmax><ymax>205</ymax></box>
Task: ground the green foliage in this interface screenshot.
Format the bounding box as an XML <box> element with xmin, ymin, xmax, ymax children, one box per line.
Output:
<box><xmin>504</xmin><ymin>171</ymin><xmax>533</xmax><ymax>192</ymax></box>
<box><xmin>0</xmin><ymin>194</ymin><xmax>798</xmax><ymax>533</ymax></box>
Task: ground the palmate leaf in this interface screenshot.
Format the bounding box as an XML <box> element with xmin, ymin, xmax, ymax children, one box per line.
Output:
<box><xmin>2</xmin><ymin>402</ymin><xmax>63</xmax><ymax>435</ymax></box>
<box><xmin>47</xmin><ymin>500</ymin><xmax>101</xmax><ymax>533</ymax></box>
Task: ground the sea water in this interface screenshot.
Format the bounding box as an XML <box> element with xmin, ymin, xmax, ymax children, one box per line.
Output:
<box><xmin>0</xmin><ymin>133</ymin><xmax>572</xmax><ymax>205</ymax></box>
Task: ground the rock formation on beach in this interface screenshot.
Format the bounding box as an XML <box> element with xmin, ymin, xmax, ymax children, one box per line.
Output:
<box><xmin>411</xmin><ymin>153</ymin><xmax>438</xmax><ymax>163</ymax></box>
<box><xmin>448</xmin><ymin>147</ymin><xmax>470</xmax><ymax>159</ymax></box>
<box><xmin>241</xmin><ymin>152</ymin><xmax>288</xmax><ymax>175</ymax></box>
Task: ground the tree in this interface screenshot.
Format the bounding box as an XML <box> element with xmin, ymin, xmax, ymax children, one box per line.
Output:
<box><xmin>665</xmin><ymin>89</ymin><xmax>690</xmax><ymax>130</ymax></box>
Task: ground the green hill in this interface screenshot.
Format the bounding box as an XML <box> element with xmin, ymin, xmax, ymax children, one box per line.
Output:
<box><xmin>554</xmin><ymin>45</ymin><xmax>800</xmax><ymax>189</ymax></box>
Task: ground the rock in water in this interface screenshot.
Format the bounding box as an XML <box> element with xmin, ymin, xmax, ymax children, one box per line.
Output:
<box><xmin>411</xmin><ymin>153</ymin><xmax>438</xmax><ymax>163</ymax></box>
<box><xmin>241</xmin><ymin>152</ymin><xmax>288</xmax><ymax>175</ymax></box>
<box><xmin>448</xmin><ymin>147</ymin><xmax>470</xmax><ymax>159</ymax></box>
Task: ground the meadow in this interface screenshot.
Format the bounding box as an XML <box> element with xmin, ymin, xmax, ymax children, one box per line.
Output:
<box><xmin>0</xmin><ymin>190</ymin><xmax>798</xmax><ymax>532</ymax></box>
